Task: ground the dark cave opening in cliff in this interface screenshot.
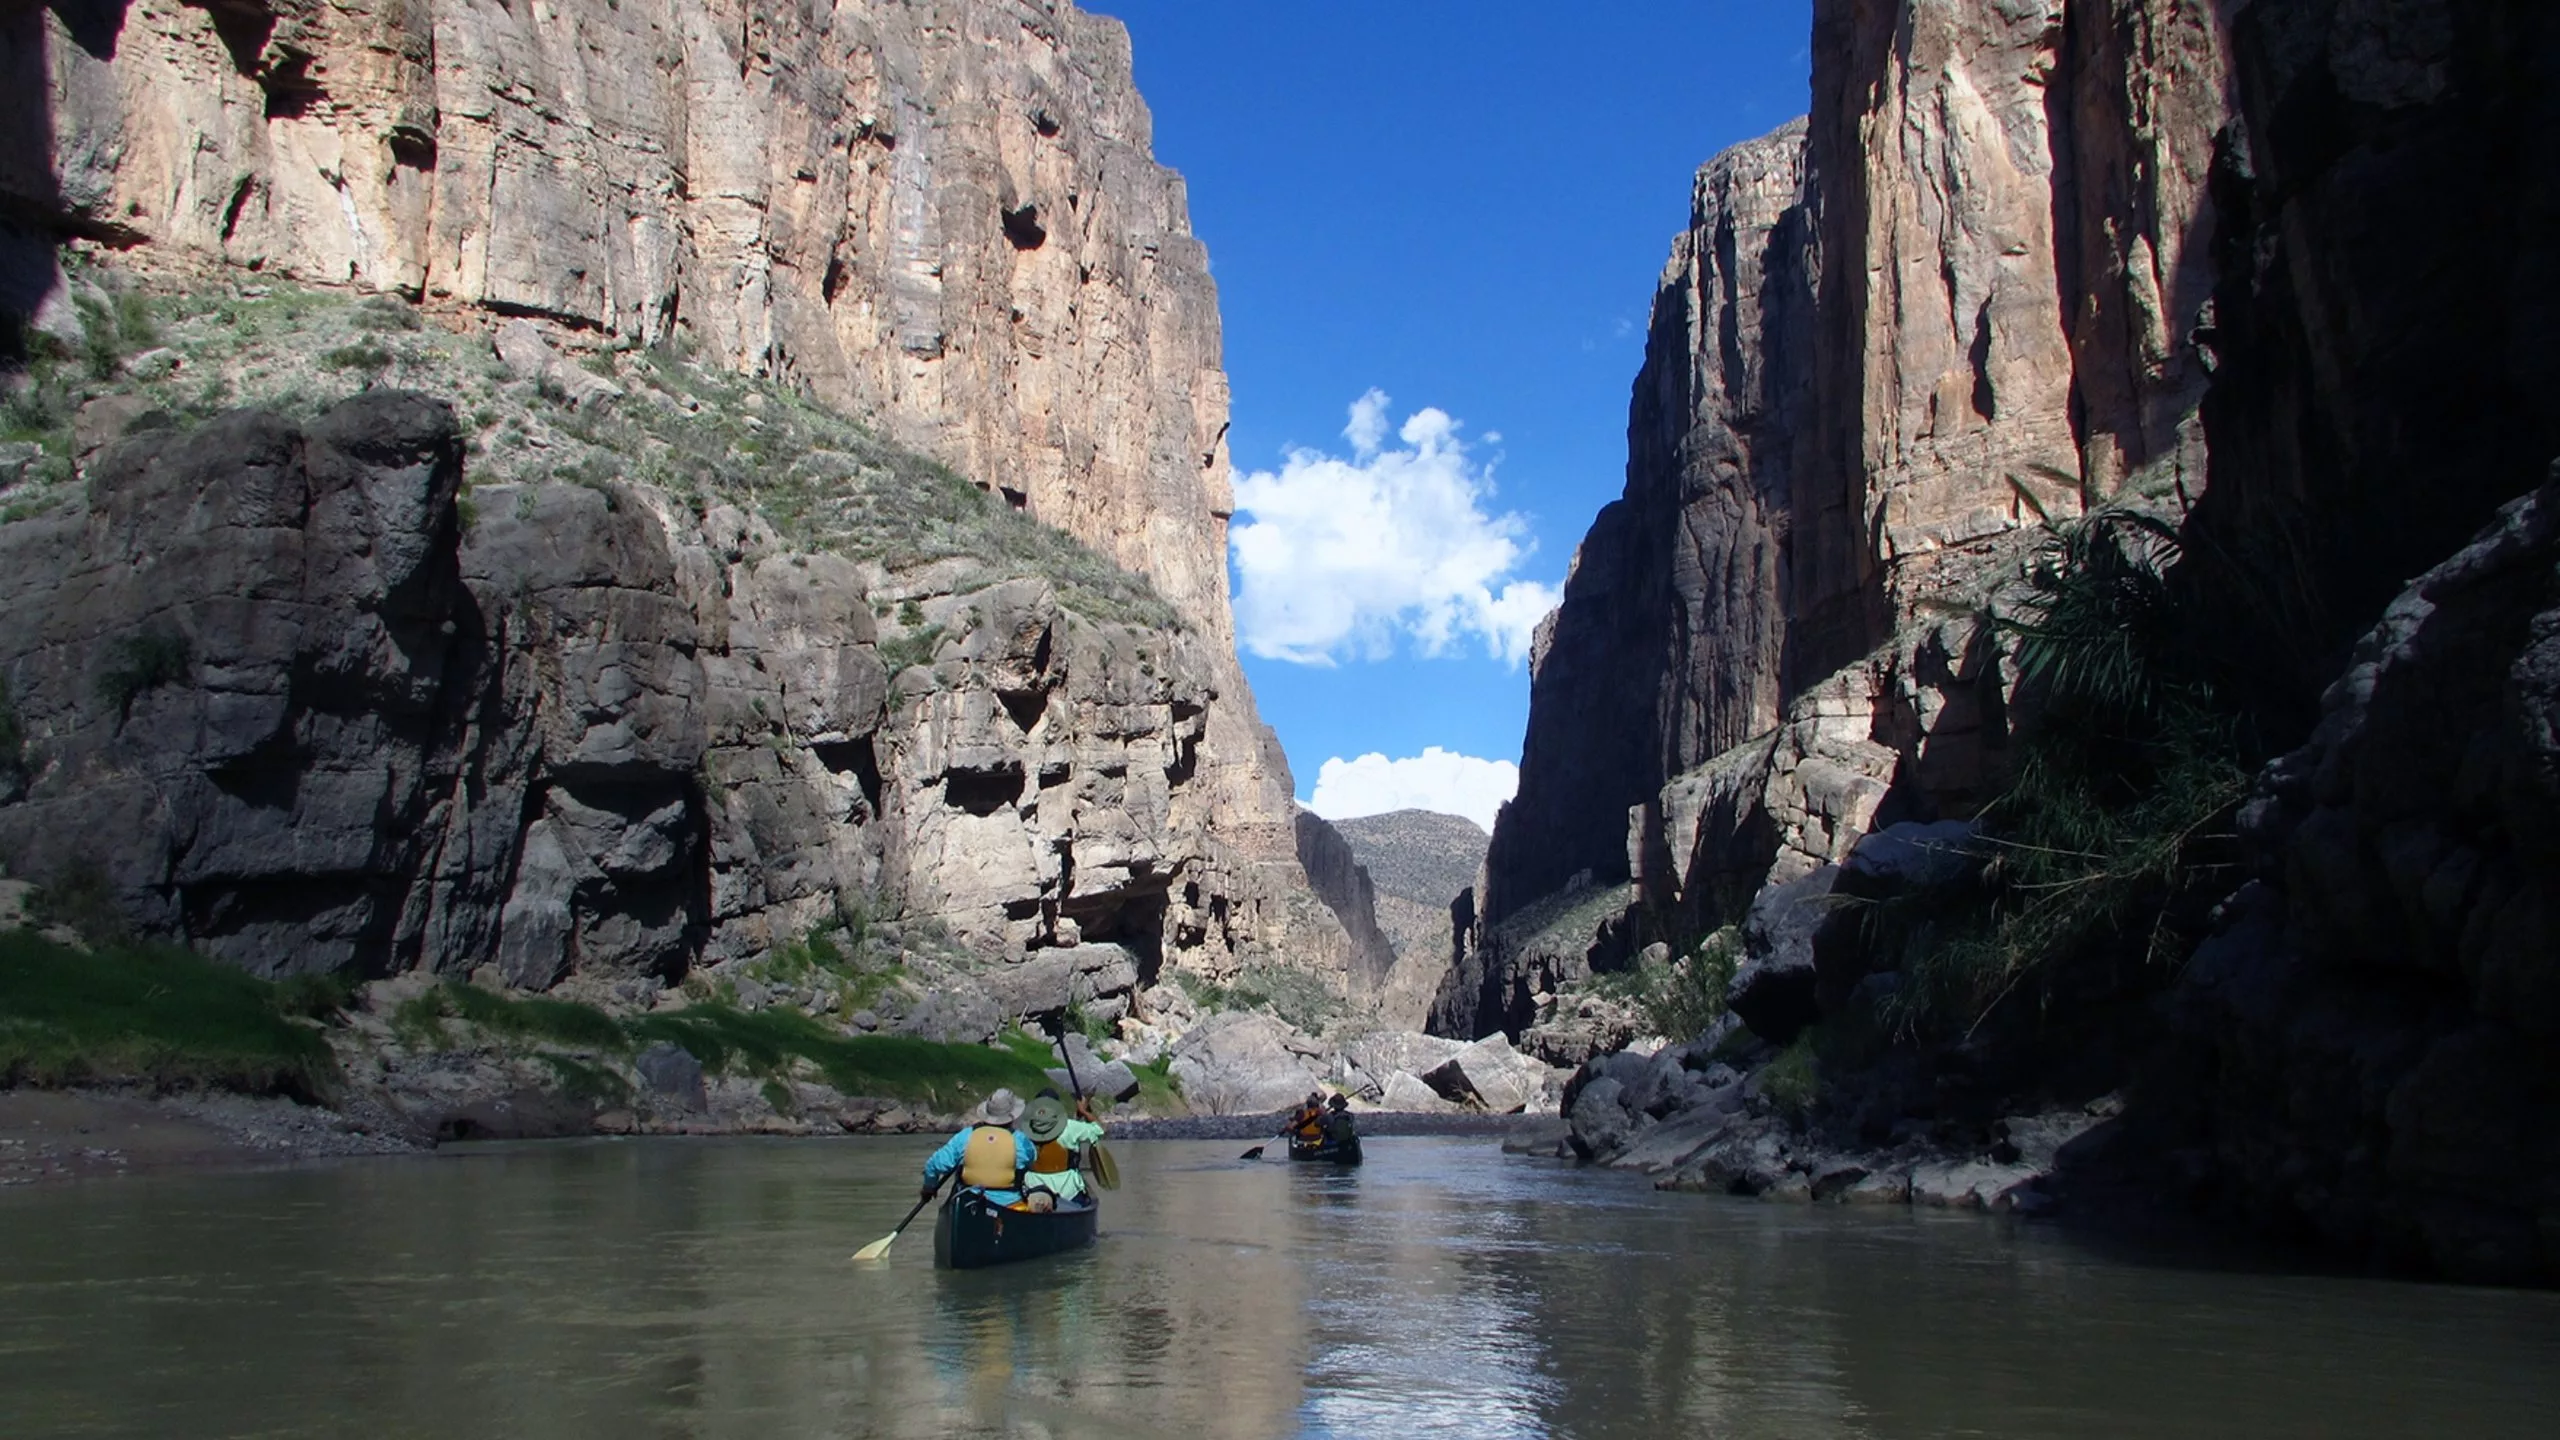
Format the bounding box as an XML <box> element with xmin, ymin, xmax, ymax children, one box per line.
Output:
<box><xmin>943</xmin><ymin>762</ymin><xmax>1025</xmax><ymax>817</ymax></box>
<box><xmin>999</xmin><ymin>687</ymin><xmax>1045</xmax><ymax>732</ymax></box>
<box><xmin>1001</xmin><ymin>203</ymin><xmax>1046</xmax><ymax>250</ymax></box>
<box><xmin>813</xmin><ymin>737</ymin><xmax>883</xmax><ymax>817</ymax></box>
<box><xmin>1063</xmin><ymin>888</ymin><xmax>1168</xmax><ymax>988</ymax></box>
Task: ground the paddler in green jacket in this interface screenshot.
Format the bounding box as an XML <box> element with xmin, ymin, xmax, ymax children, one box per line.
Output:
<box><xmin>1018</xmin><ymin>1090</ymin><xmax>1105</xmax><ymax>1210</ymax></box>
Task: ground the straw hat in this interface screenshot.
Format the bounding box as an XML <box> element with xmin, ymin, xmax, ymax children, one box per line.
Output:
<box><xmin>1023</xmin><ymin>1093</ymin><xmax>1069</xmax><ymax>1142</ymax></box>
<box><xmin>978</xmin><ymin>1088</ymin><xmax>1024</xmax><ymax>1125</ymax></box>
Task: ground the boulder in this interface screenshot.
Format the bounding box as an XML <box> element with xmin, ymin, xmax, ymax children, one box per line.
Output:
<box><xmin>980</xmin><ymin>943</ymin><xmax>1142</xmax><ymax>1021</ymax></box>
<box><xmin>1566</xmin><ymin>1077</ymin><xmax>1639</xmax><ymax>1161</ymax></box>
<box><xmin>1342</xmin><ymin>1029</ymin><xmax>1471</xmax><ymax>1083</ymax></box>
<box><xmin>1381</xmin><ymin>1071</ymin><xmax>1455</xmax><ymax>1113</ymax></box>
<box><xmin>893</xmin><ymin>986</ymin><xmax>999</xmax><ymax>1045</ymax></box>
<box><xmin>1908</xmin><ymin>1159</ymin><xmax>2041</xmax><ymax>1211</ymax></box>
<box><xmin>1045</xmin><ymin>1060</ymin><xmax>1140</xmax><ymax>1104</ymax></box>
<box><xmin>1835</xmin><ymin>1168</ymin><xmax>1913</xmax><ymax>1205</ymax></box>
<box><xmin>1813</xmin><ymin>820</ymin><xmax>1989</xmax><ymax>1009</ymax></box>
<box><xmin>1420</xmin><ymin>1032</ymin><xmax>1545</xmax><ymax>1114</ymax></box>
<box><xmin>634</xmin><ymin>1042</ymin><xmax>708</xmax><ymax>1113</ymax></box>
<box><xmin>1168</xmin><ymin>1012</ymin><xmax>1326</xmax><ymax>1116</ymax></box>
<box><xmin>1727</xmin><ymin>866</ymin><xmax>1837</xmax><ymax>1042</ymax></box>
<box><xmin>1659</xmin><ymin>1128</ymin><xmax>1791</xmax><ymax>1196</ymax></box>
<box><xmin>1605</xmin><ymin>1107</ymin><xmax>1738</xmax><ymax>1175</ymax></box>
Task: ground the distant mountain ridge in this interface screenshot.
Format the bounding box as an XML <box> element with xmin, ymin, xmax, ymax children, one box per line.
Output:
<box><xmin>1330</xmin><ymin>810</ymin><xmax>1489</xmax><ymax>967</ymax></box>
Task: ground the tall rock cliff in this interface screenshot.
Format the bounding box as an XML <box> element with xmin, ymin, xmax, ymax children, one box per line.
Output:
<box><xmin>1</xmin><ymin>1</ymin><xmax>1359</xmax><ymax>989</ymax></box>
<box><xmin>2158</xmin><ymin>0</ymin><xmax>2560</xmax><ymax>1284</ymax></box>
<box><xmin>1456</xmin><ymin>0</ymin><xmax>2230</xmax><ymax>1037</ymax></box>
<box><xmin>1489</xmin><ymin>0</ymin><xmax>2560</xmax><ymax>1283</ymax></box>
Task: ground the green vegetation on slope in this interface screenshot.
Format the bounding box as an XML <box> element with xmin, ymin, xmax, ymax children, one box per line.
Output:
<box><xmin>0</xmin><ymin>930</ymin><xmax>335</xmax><ymax>1096</ymax></box>
<box><xmin>1884</xmin><ymin>508</ymin><xmax>2250</xmax><ymax>1037</ymax></box>
<box><xmin>391</xmin><ymin>978</ymin><xmax>1057</xmax><ymax>1113</ymax></box>
<box><xmin>2</xmin><ymin>266</ymin><xmax>1180</xmax><ymax>629</ymax></box>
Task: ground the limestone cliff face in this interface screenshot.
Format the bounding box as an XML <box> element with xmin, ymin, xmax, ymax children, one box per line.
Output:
<box><xmin>3</xmin><ymin>0</ymin><xmax>1335</xmax><ymax>963</ymax></box>
<box><xmin>0</xmin><ymin>391</ymin><xmax>1292</xmax><ymax>996</ymax></box>
<box><xmin>1455</xmin><ymin>0</ymin><xmax>2230</xmax><ymax>1037</ymax></box>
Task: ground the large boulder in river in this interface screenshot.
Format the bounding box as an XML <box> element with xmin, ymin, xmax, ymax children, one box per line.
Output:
<box><xmin>1567</xmin><ymin>1077</ymin><xmax>1641</xmax><ymax>1162</ymax></box>
<box><xmin>1381</xmin><ymin>1071</ymin><xmax>1455</xmax><ymax>1112</ymax></box>
<box><xmin>1341</xmin><ymin>1029</ymin><xmax>1471</xmax><ymax>1084</ymax></box>
<box><xmin>1420</xmin><ymin>1032</ymin><xmax>1546</xmax><ymax>1114</ymax></box>
<box><xmin>1168</xmin><ymin>1012</ymin><xmax>1326</xmax><ymax>1115</ymax></box>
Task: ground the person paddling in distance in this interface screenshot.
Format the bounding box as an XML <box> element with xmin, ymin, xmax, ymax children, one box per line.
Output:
<box><xmin>1017</xmin><ymin>1090</ymin><xmax>1105</xmax><ymax>1213</ymax></box>
<box><xmin>1320</xmin><ymin>1093</ymin><xmax>1358</xmax><ymax>1148</ymax></box>
<box><xmin>921</xmin><ymin>1088</ymin><xmax>1036</xmax><ymax>1208</ymax></box>
<box><xmin>1285</xmin><ymin>1091</ymin><xmax>1325</xmax><ymax>1145</ymax></box>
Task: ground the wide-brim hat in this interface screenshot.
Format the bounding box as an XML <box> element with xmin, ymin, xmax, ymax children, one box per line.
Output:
<box><xmin>979</xmin><ymin>1088</ymin><xmax>1024</xmax><ymax>1125</ymax></box>
<box><xmin>1023</xmin><ymin>1094</ymin><xmax>1068</xmax><ymax>1142</ymax></box>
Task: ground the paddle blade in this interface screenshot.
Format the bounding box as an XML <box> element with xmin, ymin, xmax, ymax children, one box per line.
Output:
<box><xmin>1238</xmin><ymin>1145</ymin><xmax>1265</xmax><ymax>1161</ymax></box>
<box><xmin>850</xmin><ymin>1231</ymin><xmax>901</xmax><ymax>1262</ymax></box>
<box><xmin>1092</xmin><ymin>1143</ymin><xmax>1122</xmax><ymax>1191</ymax></box>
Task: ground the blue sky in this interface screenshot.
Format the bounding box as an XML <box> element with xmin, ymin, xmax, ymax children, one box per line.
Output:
<box><xmin>1089</xmin><ymin>3</ymin><xmax>1813</xmax><ymax>828</ymax></box>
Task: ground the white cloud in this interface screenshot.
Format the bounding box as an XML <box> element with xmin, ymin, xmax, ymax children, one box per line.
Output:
<box><xmin>1229</xmin><ymin>391</ymin><xmax>1561</xmax><ymax>667</ymax></box>
<box><xmin>1307</xmin><ymin>748</ymin><xmax>1517</xmax><ymax>833</ymax></box>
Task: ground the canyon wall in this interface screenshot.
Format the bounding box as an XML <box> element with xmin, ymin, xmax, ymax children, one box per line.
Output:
<box><xmin>1490</xmin><ymin>0</ymin><xmax>2560</xmax><ymax>1282</ymax></box>
<box><xmin>2160</xmin><ymin>0</ymin><xmax>2560</xmax><ymax>1284</ymax></box>
<box><xmin>0</xmin><ymin>387</ymin><xmax>1308</xmax><ymax>1008</ymax></box>
<box><xmin>1455</xmin><ymin>0</ymin><xmax>2230</xmax><ymax>1037</ymax></box>
<box><xmin>1</xmin><ymin>0</ymin><xmax>1359</xmax><ymax>985</ymax></box>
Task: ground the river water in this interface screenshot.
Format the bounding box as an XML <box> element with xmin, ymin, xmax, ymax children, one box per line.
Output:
<box><xmin>4</xmin><ymin>1136</ymin><xmax>2558</xmax><ymax>1438</ymax></box>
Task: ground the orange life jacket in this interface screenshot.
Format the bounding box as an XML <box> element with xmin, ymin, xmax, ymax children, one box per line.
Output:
<box><xmin>1031</xmin><ymin>1138</ymin><xmax>1075</xmax><ymax>1175</ymax></box>
<box><xmin>958</xmin><ymin>1124</ymin><xmax>1020</xmax><ymax>1190</ymax></box>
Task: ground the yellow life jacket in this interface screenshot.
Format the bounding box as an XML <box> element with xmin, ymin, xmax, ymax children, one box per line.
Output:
<box><xmin>1031</xmin><ymin>1138</ymin><xmax>1075</xmax><ymax>1175</ymax></box>
<box><xmin>958</xmin><ymin>1125</ymin><xmax>1020</xmax><ymax>1190</ymax></box>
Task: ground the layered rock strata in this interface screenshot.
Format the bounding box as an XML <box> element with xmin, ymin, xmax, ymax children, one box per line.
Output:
<box><xmin>3</xmin><ymin>0</ymin><xmax>1340</xmax><ymax>966</ymax></box>
<box><xmin>1456</xmin><ymin>0</ymin><xmax>2230</xmax><ymax>1037</ymax></box>
<box><xmin>0</xmin><ymin>392</ymin><xmax>1294</xmax><ymax>991</ymax></box>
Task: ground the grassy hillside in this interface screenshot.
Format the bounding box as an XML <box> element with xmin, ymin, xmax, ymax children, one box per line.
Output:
<box><xmin>1</xmin><ymin>262</ymin><xmax>1178</xmax><ymax>628</ymax></box>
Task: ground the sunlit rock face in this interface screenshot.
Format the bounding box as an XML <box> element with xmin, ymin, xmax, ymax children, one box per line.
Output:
<box><xmin>1455</xmin><ymin>0</ymin><xmax>2229</xmax><ymax>1038</ymax></box>
<box><xmin>1</xmin><ymin>0</ymin><xmax>1367</xmax><ymax>986</ymax></box>
<box><xmin>0</xmin><ymin>392</ymin><xmax>1326</xmax><ymax>989</ymax></box>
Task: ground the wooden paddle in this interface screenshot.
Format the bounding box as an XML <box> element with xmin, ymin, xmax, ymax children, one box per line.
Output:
<box><xmin>850</xmin><ymin>1174</ymin><xmax>947</xmax><ymax>1262</ymax></box>
<box><xmin>1049</xmin><ymin>1021</ymin><xmax>1121</xmax><ymax>1191</ymax></box>
<box><xmin>1238</xmin><ymin>1145</ymin><xmax>1266</xmax><ymax>1161</ymax></box>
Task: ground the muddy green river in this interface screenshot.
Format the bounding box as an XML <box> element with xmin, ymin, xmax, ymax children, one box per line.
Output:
<box><xmin>3</xmin><ymin>1136</ymin><xmax>2557</xmax><ymax>1438</ymax></box>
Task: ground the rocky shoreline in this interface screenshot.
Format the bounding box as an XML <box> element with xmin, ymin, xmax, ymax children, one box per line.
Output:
<box><xmin>0</xmin><ymin>1083</ymin><xmax>1550</xmax><ymax>1189</ymax></box>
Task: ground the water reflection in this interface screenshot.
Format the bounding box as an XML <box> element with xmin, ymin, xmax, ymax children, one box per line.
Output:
<box><xmin>3</xmin><ymin>1137</ymin><xmax>2558</xmax><ymax>1439</ymax></box>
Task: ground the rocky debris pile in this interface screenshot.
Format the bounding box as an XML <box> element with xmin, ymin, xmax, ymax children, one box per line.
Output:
<box><xmin>293</xmin><ymin>957</ymin><xmax>1554</xmax><ymax>1147</ymax></box>
<box><xmin>1517</xmin><ymin>969</ymin><xmax>1657</xmax><ymax>1069</ymax></box>
<box><xmin>1554</xmin><ymin>1030</ymin><xmax>2119</xmax><ymax>1214</ymax></box>
<box><xmin>1164</xmin><ymin>1012</ymin><xmax>1564</xmax><ymax>1120</ymax></box>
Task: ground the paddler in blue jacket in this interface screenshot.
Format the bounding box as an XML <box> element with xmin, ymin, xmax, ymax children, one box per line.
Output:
<box><xmin>921</xmin><ymin>1088</ymin><xmax>1035</xmax><ymax>1206</ymax></box>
